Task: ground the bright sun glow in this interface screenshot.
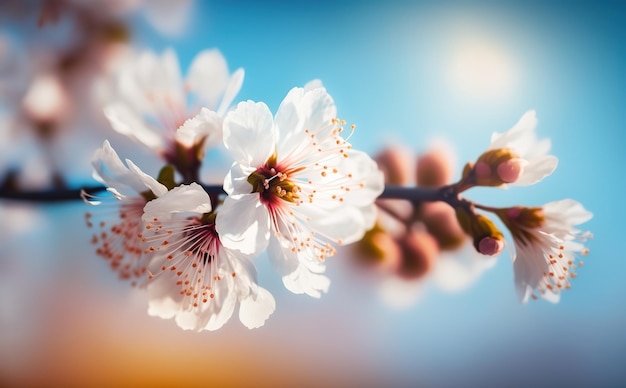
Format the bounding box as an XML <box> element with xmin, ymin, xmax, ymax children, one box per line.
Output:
<box><xmin>447</xmin><ymin>38</ymin><xmax>517</xmax><ymax>99</ymax></box>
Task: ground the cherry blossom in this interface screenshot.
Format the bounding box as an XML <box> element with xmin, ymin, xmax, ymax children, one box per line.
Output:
<box><xmin>217</xmin><ymin>86</ymin><xmax>384</xmax><ymax>297</ymax></box>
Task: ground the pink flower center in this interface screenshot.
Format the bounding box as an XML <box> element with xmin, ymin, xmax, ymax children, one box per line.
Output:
<box><xmin>248</xmin><ymin>161</ymin><xmax>302</xmax><ymax>207</ymax></box>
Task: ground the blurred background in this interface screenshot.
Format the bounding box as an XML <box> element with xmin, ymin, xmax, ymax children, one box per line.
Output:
<box><xmin>1</xmin><ymin>0</ymin><xmax>624</xmax><ymax>386</ymax></box>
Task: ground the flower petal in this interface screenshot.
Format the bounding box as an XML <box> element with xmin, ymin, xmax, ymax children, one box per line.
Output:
<box><xmin>186</xmin><ymin>49</ymin><xmax>230</xmax><ymax>110</ymax></box>
<box><xmin>223</xmin><ymin>100</ymin><xmax>275</xmax><ymax>168</ymax></box>
<box><xmin>217</xmin><ymin>68</ymin><xmax>244</xmax><ymax>116</ymax></box>
<box><xmin>92</xmin><ymin>140</ymin><xmax>153</xmax><ymax>196</ymax></box>
<box><xmin>142</xmin><ymin>183</ymin><xmax>212</xmax><ymax>221</ymax></box>
<box><xmin>223</xmin><ymin>162</ymin><xmax>255</xmax><ymax>196</ymax></box>
<box><xmin>514</xmin><ymin>155</ymin><xmax>558</xmax><ymax>186</ymax></box>
<box><xmin>300</xmin><ymin>203</ymin><xmax>378</xmax><ymax>245</ymax></box>
<box><xmin>125</xmin><ymin>159</ymin><xmax>168</xmax><ymax>197</ymax></box>
<box><xmin>175</xmin><ymin>107</ymin><xmax>222</xmax><ymax>148</ymax></box>
<box><xmin>268</xmin><ymin>236</ymin><xmax>329</xmax><ymax>298</ymax></box>
<box><xmin>490</xmin><ymin>110</ymin><xmax>537</xmax><ymax>150</ymax></box>
<box><xmin>216</xmin><ymin>194</ymin><xmax>270</xmax><ymax>255</ymax></box>
<box><xmin>544</xmin><ymin>199</ymin><xmax>593</xmax><ymax>225</ymax></box>
<box><xmin>104</xmin><ymin>103</ymin><xmax>164</xmax><ymax>150</ymax></box>
<box><xmin>239</xmin><ymin>287</ymin><xmax>276</xmax><ymax>329</ymax></box>
<box><xmin>275</xmin><ymin>87</ymin><xmax>336</xmax><ymax>157</ymax></box>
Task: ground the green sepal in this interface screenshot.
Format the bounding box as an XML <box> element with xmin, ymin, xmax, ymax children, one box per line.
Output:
<box><xmin>157</xmin><ymin>165</ymin><xmax>178</xmax><ymax>191</ymax></box>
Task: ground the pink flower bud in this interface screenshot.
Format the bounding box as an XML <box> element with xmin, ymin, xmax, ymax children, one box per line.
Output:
<box><xmin>354</xmin><ymin>228</ymin><xmax>402</xmax><ymax>272</ymax></box>
<box><xmin>478</xmin><ymin>236</ymin><xmax>504</xmax><ymax>256</ymax></box>
<box><xmin>474</xmin><ymin>161</ymin><xmax>491</xmax><ymax>178</ymax></box>
<box><xmin>418</xmin><ymin>201</ymin><xmax>466</xmax><ymax>250</ymax></box>
<box><xmin>416</xmin><ymin>149</ymin><xmax>453</xmax><ymax>187</ymax></box>
<box><xmin>375</xmin><ymin>147</ymin><xmax>412</xmax><ymax>185</ymax></box>
<box><xmin>397</xmin><ymin>228</ymin><xmax>439</xmax><ymax>280</ymax></box>
<box><xmin>496</xmin><ymin>158</ymin><xmax>523</xmax><ymax>183</ymax></box>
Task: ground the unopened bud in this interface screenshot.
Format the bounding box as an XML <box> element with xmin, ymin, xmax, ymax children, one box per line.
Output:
<box><xmin>496</xmin><ymin>158</ymin><xmax>523</xmax><ymax>183</ymax></box>
<box><xmin>469</xmin><ymin>148</ymin><xmax>523</xmax><ymax>187</ymax></box>
<box><xmin>397</xmin><ymin>228</ymin><xmax>439</xmax><ymax>280</ymax></box>
<box><xmin>416</xmin><ymin>149</ymin><xmax>453</xmax><ymax>187</ymax></box>
<box><xmin>355</xmin><ymin>225</ymin><xmax>402</xmax><ymax>271</ymax></box>
<box><xmin>478</xmin><ymin>236</ymin><xmax>505</xmax><ymax>256</ymax></box>
<box><xmin>375</xmin><ymin>147</ymin><xmax>412</xmax><ymax>185</ymax></box>
<box><xmin>455</xmin><ymin>207</ymin><xmax>504</xmax><ymax>256</ymax></box>
<box><xmin>418</xmin><ymin>201</ymin><xmax>466</xmax><ymax>250</ymax></box>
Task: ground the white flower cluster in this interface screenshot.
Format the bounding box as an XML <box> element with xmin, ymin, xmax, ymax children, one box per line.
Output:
<box><xmin>463</xmin><ymin>111</ymin><xmax>593</xmax><ymax>303</ymax></box>
<box><xmin>84</xmin><ymin>49</ymin><xmax>384</xmax><ymax>331</ymax></box>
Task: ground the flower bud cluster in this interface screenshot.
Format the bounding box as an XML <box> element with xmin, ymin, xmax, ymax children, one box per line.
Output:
<box><xmin>354</xmin><ymin>110</ymin><xmax>592</xmax><ymax>306</ymax></box>
<box><xmin>355</xmin><ymin>145</ymin><xmax>478</xmax><ymax>286</ymax></box>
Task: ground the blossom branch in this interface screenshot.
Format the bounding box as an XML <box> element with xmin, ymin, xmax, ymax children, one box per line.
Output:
<box><xmin>0</xmin><ymin>184</ymin><xmax>460</xmax><ymax>203</ymax></box>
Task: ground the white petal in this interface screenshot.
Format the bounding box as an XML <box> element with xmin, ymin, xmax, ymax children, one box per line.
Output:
<box><xmin>341</xmin><ymin>149</ymin><xmax>385</xmax><ymax>205</ymax></box>
<box><xmin>303</xmin><ymin>79</ymin><xmax>324</xmax><ymax>92</ymax></box>
<box><xmin>147</xmin><ymin>274</ymin><xmax>183</xmax><ymax>319</ymax></box>
<box><xmin>186</xmin><ymin>49</ymin><xmax>230</xmax><ymax>110</ymax></box>
<box><xmin>125</xmin><ymin>159</ymin><xmax>168</xmax><ymax>197</ymax></box>
<box><xmin>513</xmin><ymin>242</ymin><xmax>548</xmax><ymax>303</ymax></box>
<box><xmin>217</xmin><ymin>68</ymin><xmax>244</xmax><ymax>116</ymax></box>
<box><xmin>300</xmin><ymin>204</ymin><xmax>377</xmax><ymax>245</ymax></box>
<box><xmin>282</xmin><ymin>265</ymin><xmax>331</xmax><ymax>298</ymax></box>
<box><xmin>275</xmin><ymin>87</ymin><xmax>336</xmax><ymax>156</ymax></box>
<box><xmin>541</xmin><ymin>290</ymin><xmax>561</xmax><ymax>304</ymax></box>
<box><xmin>268</xmin><ymin>236</ymin><xmax>329</xmax><ymax>298</ymax></box>
<box><xmin>223</xmin><ymin>100</ymin><xmax>275</xmax><ymax>167</ymax></box>
<box><xmin>514</xmin><ymin>155</ymin><xmax>558</xmax><ymax>186</ymax></box>
<box><xmin>142</xmin><ymin>183</ymin><xmax>212</xmax><ymax>221</ymax></box>
<box><xmin>216</xmin><ymin>194</ymin><xmax>270</xmax><ymax>255</ymax></box>
<box><xmin>104</xmin><ymin>103</ymin><xmax>164</xmax><ymax>150</ymax></box>
<box><xmin>239</xmin><ymin>287</ymin><xmax>276</xmax><ymax>329</ymax></box>
<box><xmin>273</xmin><ymin>87</ymin><xmax>305</xmax><ymax>154</ymax></box>
<box><xmin>92</xmin><ymin>140</ymin><xmax>150</xmax><ymax>196</ymax></box>
<box><xmin>147</xmin><ymin>296</ymin><xmax>180</xmax><ymax>319</ymax></box>
<box><xmin>223</xmin><ymin>163</ymin><xmax>255</xmax><ymax>196</ymax></box>
<box><xmin>175</xmin><ymin>107</ymin><xmax>222</xmax><ymax>148</ymax></box>
<box><xmin>200</xmin><ymin>279</ymin><xmax>238</xmax><ymax>331</ymax></box>
<box><xmin>91</xmin><ymin>140</ymin><xmax>129</xmax><ymax>186</ymax></box>
<box><xmin>490</xmin><ymin>110</ymin><xmax>537</xmax><ymax>150</ymax></box>
<box><xmin>267</xmin><ymin>234</ymin><xmax>300</xmax><ymax>278</ymax></box>
<box><xmin>525</xmin><ymin>138</ymin><xmax>552</xmax><ymax>159</ymax></box>
<box><xmin>516</xmin><ymin>283</ymin><xmax>533</xmax><ymax>304</ymax></box>
<box><xmin>544</xmin><ymin>199</ymin><xmax>593</xmax><ymax>225</ymax></box>
<box><xmin>160</xmin><ymin>49</ymin><xmax>185</xmax><ymax>103</ymax></box>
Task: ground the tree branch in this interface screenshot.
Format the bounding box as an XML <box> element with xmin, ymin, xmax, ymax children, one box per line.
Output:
<box><xmin>0</xmin><ymin>184</ymin><xmax>451</xmax><ymax>203</ymax></box>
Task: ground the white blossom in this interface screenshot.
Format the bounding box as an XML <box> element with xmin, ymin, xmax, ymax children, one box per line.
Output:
<box><xmin>498</xmin><ymin>199</ymin><xmax>593</xmax><ymax>303</ymax></box>
<box><xmin>83</xmin><ymin>140</ymin><xmax>166</xmax><ymax>283</ymax></box>
<box><xmin>104</xmin><ymin>48</ymin><xmax>243</xmax><ymax>157</ymax></box>
<box><xmin>487</xmin><ymin>110</ymin><xmax>558</xmax><ymax>186</ymax></box>
<box><xmin>216</xmin><ymin>86</ymin><xmax>384</xmax><ymax>297</ymax></box>
<box><xmin>141</xmin><ymin>183</ymin><xmax>275</xmax><ymax>331</ymax></box>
